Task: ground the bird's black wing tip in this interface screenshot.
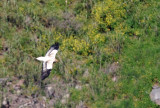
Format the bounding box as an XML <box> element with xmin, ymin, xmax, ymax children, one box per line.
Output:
<box><xmin>50</xmin><ymin>42</ymin><xmax>59</xmax><ymax>50</ymax></box>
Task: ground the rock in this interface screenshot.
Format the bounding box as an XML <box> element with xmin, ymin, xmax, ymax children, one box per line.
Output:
<box><xmin>75</xmin><ymin>85</ymin><xmax>82</xmax><ymax>90</ymax></box>
<box><xmin>0</xmin><ymin>78</ymin><xmax>8</xmax><ymax>85</ymax></box>
<box><xmin>25</xmin><ymin>16</ymin><xmax>32</xmax><ymax>25</ymax></box>
<box><xmin>108</xmin><ymin>62</ymin><xmax>119</xmax><ymax>74</ymax></box>
<box><xmin>63</xmin><ymin>93</ymin><xmax>70</xmax><ymax>98</ymax></box>
<box><xmin>76</xmin><ymin>101</ymin><xmax>87</xmax><ymax>108</ymax></box>
<box><xmin>83</xmin><ymin>69</ymin><xmax>89</xmax><ymax>78</ymax></box>
<box><xmin>61</xmin><ymin>93</ymin><xmax>70</xmax><ymax>104</ymax></box>
<box><xmin>42</xmin><ymin>96</ymin><xmax>47</xmax><ymax>101</ymax></box>
<box><xmin>2</xmin><ymin>97</ymin><xmax>10</xmax><ymax>108</ymax></box>
<box><xmin>32</xmin><ymin>99</ymin><xmax>46</xmax><ymax>108</ymax></box>
<box><xmin>150</xmin><ymin>87</ymin><xmax>160</xmax><ymax>105</ymax></box>
<box><xmin>18</xmin><ymin>101</ymin><xmax>33</xmax><ymax>108</ymax></box>
<box><xmin>13</xmin><ymin>85</ymin><xmax>21</xmax><ymax>90</ymax></box>
<box><xmin>13</xmin><ymin>79</ymin><xmax>25</xmax><ymax>90</ymax></box>
<box><xmin>112</xmin><ymin>75</ymin><xmax>118</xmax><ymax>82</ymax></box>
<box><xmin>61</xmin><ymin>98</ymin><xmax>67</xmax><ymax>104</ymax></box>
<box><xmin>43</xmin><ymin>78</ymin><xmax>70</xmax><ymax>107</ymax></box>
<box><xmin>16</xmin><ymin>90</ymin><xmax>22</xmax><ymax>96</ymax></box>
<box><xmin>16</xmin><ymin>79</ymin><xmax>24</xmax><ymax>86</ymax></box>
<box><xmin>45</xmin><ymin>86</ymin><xmax>55</xmax><ymax>99</ymax></box>
<box><xmin>34</xmin><ymin>102</ymin><xmax>46</xmax><ymax>108</ymax></box>
<box><xmin>6</xmin><ymin>82</ymin><xmax>12</xmax><ymax>86</ymax></box>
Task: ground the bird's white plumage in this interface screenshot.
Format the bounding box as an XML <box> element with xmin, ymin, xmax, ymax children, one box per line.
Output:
<box><xmin>45</xmin><ymin>48</ymin><xmax>58</xmax><ymax>56</ymax></box>
<box><xmin>46</xmin><ymin>60</ymin><xmax>54</xmax><ymax>69</ymax></box>
<box><xmin>36</xmin><ymin>43</ymin><xmax>59</xmax><ymax>80</ymax></box>
<box><xmin>48</xmin><ymin>50</ymin><xmax>58</xmax><ymax>58</ymax></box>
<box><xmin>36</xmin><ymin>56</ymin><xmax>50</xmax><ymax>62</ymax></box>
<box><xmin>36</xmin><ymin>49</ymin><xmax>58</xmax><ymax>70</ymax></box>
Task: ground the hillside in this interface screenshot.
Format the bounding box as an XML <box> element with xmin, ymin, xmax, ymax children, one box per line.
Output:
<box><xmin>0</xmin><ymin>0</ymin><xmax>160</xmax><ymax>107</ymax></box>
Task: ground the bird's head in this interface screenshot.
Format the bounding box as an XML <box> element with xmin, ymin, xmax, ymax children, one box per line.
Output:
<box><xmin>53</xmin><ymin>58</ymin><xmax>59</xmax><ymax>63</ymax></box>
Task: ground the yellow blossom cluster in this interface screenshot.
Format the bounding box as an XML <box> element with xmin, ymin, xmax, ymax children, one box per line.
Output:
<box><xmin>89</xmin><ymin>32</ymin><xmax>105</xmax><ymax>45</ymax></box>
<box><xmin>87</xmin><ymin>25</ymin><xmax>105</xmax><ymax>45</ymax></box>
<box><xmin>61</xmin><ymin>36</ymin><xmax>89</xmax><ymax>55</ymax></box>
<box><xmin>92</xmin><ymin>0</ymin><xmax>126</xmax><ymax>30</ymax></box>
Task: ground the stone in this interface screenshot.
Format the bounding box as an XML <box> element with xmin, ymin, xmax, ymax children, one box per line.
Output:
<box><xmin>2</xmin><ymin>97</ymin><xmax>10</xmax><ymax>108</ymax></box>
<box><xmin>13</xmin><ymin>85</ymin><xmax>21</xmax><ymax>90</ymax></box>
<box><xmin>45</xmin><ymin>86</ymin><xmax>55</xmax><ymax>98</ymax></box>
<box><xmin>112</xmin><ymin>75</ymin><xmax>118</xmax><ymax>82</ymax></box>
<box><xmin>25</xmin><ymin>16</ymin><xmax>32</xmax><ymax>25</ymax></box>
<box><xmin>61</xmin><ymin>93</ymin><xmax>70</xmax><ymax>104</ymax></box>
<box><xmin>150</xmin><ymin>87</ymin><xmax>160</xmax><ymax>105</ymax></box>
<box><xmin>16</xmin><ymin>90</ymin><xmax>22</xmax><ymax>96</ymax></box>
<box><xmin>6</xmin><ymin>82</ymin><xmax>12</xmax><ymax>86</ymax></box>
<box><xmin>16</xmin><ymin>79</ymin><xmax>24</xmax><ymax>86</ymax></box>
<box><xmin>108</xmin><ymin>62</ymin><xmax>119</xmax><ymax>73</ymax></box>
<box><xmin>42</xmin><ymin>96</ymin><xmax>47</xmax><ymax>101</ymax></box>
<box><xmin>83</xmin><ymin>69</ymin><xmax>89</xmax><ymax>78</ymax></box>
<box><xmin>61</xmin><ymin>99</ymin><xmax>67</xmax><ymax>104</ymax></box>
<box><xmin>0</xmin><ymin>78</ymin><xmax>8</xmax><ymax>85</ymax></box>
<box><xmin>76</xmin><ymin>101</ymin><xmax>87</xmax><ymax>108</ymax></box>
<box><xmin>75</xmin><ymin>85</ymin><xmax>82</xmax><ymax>90</ymax></box>
<box><xmin>63</xmin><ymin>93</ymin><xmax>70</xmax><ymax>98</ymax></box>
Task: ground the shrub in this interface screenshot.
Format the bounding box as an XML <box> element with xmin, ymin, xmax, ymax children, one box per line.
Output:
<box><xmin>92</xmin><ymin>0</ymin><xmax>126</xmax><ymax>32</ymax></box>
<box><xmin>62</xmin><ymin>36</ymin><xmax>89</xmax><ymax>55</ymax></box>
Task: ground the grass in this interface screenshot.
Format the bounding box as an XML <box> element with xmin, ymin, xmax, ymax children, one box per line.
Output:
<box><xmin>0</xmin><ymin>0</ymin><xmax>160</xmax><ymax>107</ymax></box>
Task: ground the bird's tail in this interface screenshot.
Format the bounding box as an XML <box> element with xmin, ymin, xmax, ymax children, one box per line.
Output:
<box><xmin>36</xmin><ymin>56</ymin><xmax>50</xmax><ymax>62</ymax></box>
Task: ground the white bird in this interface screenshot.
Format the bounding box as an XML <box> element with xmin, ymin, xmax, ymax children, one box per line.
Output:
<box><xmin>36</xmin><ymin>43</ymin><xmax>59</xmax><ymax>80</ymax></box>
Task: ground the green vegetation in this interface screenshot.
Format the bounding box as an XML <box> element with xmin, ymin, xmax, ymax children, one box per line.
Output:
<box><xmin>0</xmin><ymin>0</ymin><xmax>160</xmax><ymax>107</ymax></box>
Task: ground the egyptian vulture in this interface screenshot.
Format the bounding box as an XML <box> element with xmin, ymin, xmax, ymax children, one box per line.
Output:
<box><xmin>36</xmin><ymin>43</ymin><xmax>59</xmax><ymax>80</ymax></box>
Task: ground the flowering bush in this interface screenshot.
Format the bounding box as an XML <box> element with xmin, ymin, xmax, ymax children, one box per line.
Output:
<box><xmin>92</xmin><ymin>0</ymin><xmax>126</xmax><ymax>32</ymax></box>
<box><xmin>62</xmin><ymin>36</ymin><xmax>89</xmax><ymax>55</ymax></box>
